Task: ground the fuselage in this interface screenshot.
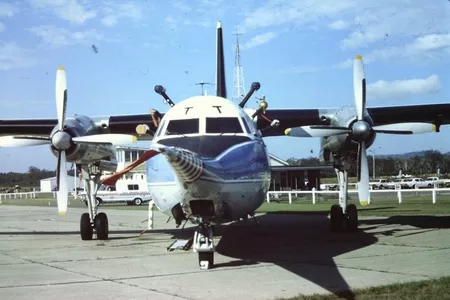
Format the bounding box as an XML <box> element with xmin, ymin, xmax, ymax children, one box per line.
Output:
<box><xmin>145</xmin><ymin>95</ymin><xmax>271</xmax><ymax>225</ymax></box>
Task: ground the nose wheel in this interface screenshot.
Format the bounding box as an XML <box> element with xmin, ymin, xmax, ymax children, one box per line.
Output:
<box><xmin>193</xmin><ymin>223</ymin><xmax>215</xmax><ymax>270</ymax></box>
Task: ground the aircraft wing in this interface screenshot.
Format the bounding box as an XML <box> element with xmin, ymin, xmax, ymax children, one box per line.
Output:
<box><xmin>2</xmin><ymin>103</ymin><xmax>449</xmax><ymax>138</ymax></box>
<box><xmin>0</xmin><ymin>113</ymin><xmax>165</xmax><ymax>140</ymax></box>
<box><xmin>260</xmin><ymin>103</ymin><xmax>450</xmax><ymax>137</ymax></box>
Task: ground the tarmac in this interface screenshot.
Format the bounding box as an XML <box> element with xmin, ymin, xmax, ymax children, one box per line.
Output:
<box><xmin>1</xmin><ymin>205</ymin><xmax>450</xmax><ymax>300</ymax></box>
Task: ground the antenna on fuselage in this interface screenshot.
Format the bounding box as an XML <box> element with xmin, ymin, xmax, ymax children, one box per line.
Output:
<box><xmin>195</xmin><ymin>80</ymin><xmax>213</xmax><ymax>96</ymax></box>
<box><xmin>238</xmin><ymin>82</ymin><xmax>260</xmax><ymax>108</ymax></box>
<box><xmin>154</xmin><ymin>85</ymin><xmax>175</xmax><ymax>107</ymax></box>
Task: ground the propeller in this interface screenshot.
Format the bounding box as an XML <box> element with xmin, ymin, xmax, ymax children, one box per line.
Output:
<box><xmin>52</xmin><ymin>66</ymin><xmax>69</xmax><ymax>216</ymax></box>
<box><xmin>0</xmin><ymin>66</ymin><xmax>138</xmax><ymax>216</ymax></box>
<box><xmin>284</xmin><ymin>55</ymin><xmax>438</xmax><ymax>206</ymax></box>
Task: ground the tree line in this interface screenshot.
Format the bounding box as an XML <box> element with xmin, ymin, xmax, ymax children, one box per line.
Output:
<box><xmin>0</xmin><ymin>150</ymin><xmax>448</xmax><ymax>189</ymax></box>
<box><xmin>286</xmin><ymin>150</ymin><xmax>449</xmax><ymax>178</ymax></box>
<box><xmin>0</xmin><ymin>166</ymin><xmax>76</xmax><ymax>190</ymax></box>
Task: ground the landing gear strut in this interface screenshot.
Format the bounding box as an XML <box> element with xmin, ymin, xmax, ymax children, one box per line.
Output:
<box><xmin>330</xmin><ymin>158</ymin><xmax>358</xmax><ymax>233</ymax></box>
<box><xmin>79</xmin><ymin>164</ymin><xmax>109</xmax><ymax>240</ymax></box>
<box><xmin>193</xmin><ymin>222</ymin><xmax>215</xmax><ymax>270</ymax></box>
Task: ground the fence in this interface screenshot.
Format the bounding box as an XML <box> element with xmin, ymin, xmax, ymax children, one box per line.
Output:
<box><xmin>266</xmin><ymin>187</ymin><xmax>450</xmax><ymax>205</ymax></box>
<box><xmin>0</xmin><ymin>191</ymin><xmax>57</xmax><ymax>200</ymax></box>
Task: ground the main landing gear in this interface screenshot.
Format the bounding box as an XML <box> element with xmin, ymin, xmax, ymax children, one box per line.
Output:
<box><xmin>193</xmin><ymin>221</ymin><xmax>215</xmax><ymax>270</ymax></box>
<box><xmin>330</xmin><ymin>159</ymin><xmax>358</xmax><ymax>233</ymax></box>
<box><xmin>79</xmin><ymin>164</ymin><xmax>109</xmax><ymax>241</ymax></box>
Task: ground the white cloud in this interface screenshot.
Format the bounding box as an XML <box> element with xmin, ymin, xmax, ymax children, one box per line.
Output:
<box><xmin>28</xmin><ymin>25</ymin><xmax>103</xmax><ymax>47</ymax></box>
<box><xmin>240</xmin><ymin>0</ymin><xmax>450</xmax><ymax>65</ymax></box>
<box><xmin>0</xmin><ymin>2</ymin><xmax>19</xmax><ymax>17</ymax></box>
<box><xmin>28</xmin><ymin>0</ymin><xmax>96</xmax><ymax>24</ymax></box>
<box><xmin>335</xmin><ymin>33</ymin><xmax>450</xmax><ymax>68</ymax></box>
<box><xmin>0</xmin><ymin>43</ymin><xmax>37</xmax><ymax>70</ymax></box>
<box><xmin>101</xmin><ymin>2</ymin><xmax>143</xmax><ymax>27</ymax></box>
<box><xmin>242</xmin><ymin>32</ymin><xmax>277</xmax><ymax>49</ymax></box>
<box><xmin>367</xmin><ymin>75</ymin><xmax>440</xmax><ymax>101</ymax></box>
<box><xmin>329</xmin><ymin>19</ymin><xmax>349</xmax><ymax>30</ymax></box>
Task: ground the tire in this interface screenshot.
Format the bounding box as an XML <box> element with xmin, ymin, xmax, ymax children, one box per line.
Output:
<box><xmin>134</xmin><ymin>198</ymin><xmax>143</xmax><ymax>206</ymax></box>
<box><xmin>346</xmin><ymin>204</ymin><xmax>358</xmax><ymax>232</ymax></box>
<box><xmin>95</xmin><ymin>212</ymin><xmax>109</xmax><ymax>240</ymax></box>
<box><xmin>80</xmin><ymin>213</ymin><xmax>93</xmax><ymax>240</ymax></box>
<box><xmin>330</xmin><ymin>204</ymin><xmax>343</xmax><ymax>232</ymax></box>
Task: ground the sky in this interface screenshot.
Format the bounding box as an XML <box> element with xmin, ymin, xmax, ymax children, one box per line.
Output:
<box><xmin>0</xmin><ymin>0</ymin><xmax>449</xmax><ymax>172</ymax></box>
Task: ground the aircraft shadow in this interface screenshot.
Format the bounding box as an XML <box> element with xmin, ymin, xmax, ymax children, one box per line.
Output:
<box><xmin>360</xmin><ymin>215</ymin><xmax>450</xmax><ymax>229</ymax></box>
<box><xmin>214</xmin><ymin>213</ymin><xmax>378</xmax><ymax>300</ymax></box>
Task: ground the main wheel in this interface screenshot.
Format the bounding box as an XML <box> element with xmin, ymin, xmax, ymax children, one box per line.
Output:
<box><xmin>330</xmin><ymin>204</ymin><xmax>343</xmax><ymax>232</ymax></box>
<box><xmin>80</xmin><ymin>213</ymin><xmax>93</xmax><ymax>240</ymax></box>
<box><xmin>346</xmin><ymin>204</ymin><xmax>358</xmax><ymax>232</ymax></box>
<box><xmin>95</xmin><ymin>212</ymin><xmax>109</xmax><ymax>240</ymax></box>
<box><xmin>198</xmin><ymin>252</ymin><xmax>214</xmax><ymax>270</ymax></box>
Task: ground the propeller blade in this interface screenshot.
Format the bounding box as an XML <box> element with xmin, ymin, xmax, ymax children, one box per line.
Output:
<box><xmin>373</xmin><ymin>123</ymin><xmax>437</xmax><ymax>135</ymax></box>
<box><xmin>353</xmin><ymin>55</ymin><xmax>366</xmax><ymax>121</ymax></box>
<box><xmin>72</xmin><ymin>134</ymin><xmax>138</xmax><ymax>145</ymax></box>
<box><xmin>56</xmin><ymin>66</ymin><xmax>67</xmax><ymax>131</ymax></box>
<box><xmin>357</xmin><ymin>141</ymin><xmax>370</xmax><ymax>207</ymax></box>
<box><xmin>0</xmin><ymin>136</ymin><xmax>50</xmax><ymax>147</ymax></box>
<box><xmin>56</xmin><ymin>151</ymin><xmax>68</xmax><ymax>216</ymax></box>
<box><xmin>285</xmin><ymin>126</ymin><xmax>351</xmax><ymax>137</ymax></box>
<box><xmin>102</xmin><ymin>149</ymin><xmax>161</xmax><ymax>186</ymax></box>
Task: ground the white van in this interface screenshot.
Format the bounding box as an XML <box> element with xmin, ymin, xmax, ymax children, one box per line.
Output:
<box><xmin>79</xmin><ymin>178</ymin><xmax>151</xmax><ymax>206</ymax></box>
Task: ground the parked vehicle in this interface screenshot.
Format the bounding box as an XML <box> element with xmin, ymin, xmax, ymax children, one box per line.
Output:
<box><xmin>79</xmin><ymin>178</ymin><xmax>151</xmax><ymax>206</ymax></box>
<box><xmin>424</xmin><ymin>176</ymin><xmax>440</xmax><ymax>188</ymax></box>
<box><xmin>370</xmin><ymin>179</ymin><xmax>390</xmax><ymax>189</ymax></box>
<box><xmin>403</xmin><ymin>177</ymin><xmax>428</xmax><ymax>189</ymax></box>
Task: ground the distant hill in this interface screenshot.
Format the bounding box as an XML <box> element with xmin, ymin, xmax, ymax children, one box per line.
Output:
<box><xmin>376</xmin><ymin>150</ymin><xmax>447</xmax><ymax>159</ymax></box>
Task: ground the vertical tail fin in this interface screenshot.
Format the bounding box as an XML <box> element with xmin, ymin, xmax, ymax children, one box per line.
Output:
<box><xmin>216</xmin><ymin>21</ymin><xmax>227</xmax><ymax>98</ymax></box>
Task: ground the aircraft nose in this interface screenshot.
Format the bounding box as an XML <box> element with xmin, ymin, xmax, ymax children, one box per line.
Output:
<box><xmin>160</xmin><ymin>146</ymin><xmax>204</xmax><ymax>183</ymax></box>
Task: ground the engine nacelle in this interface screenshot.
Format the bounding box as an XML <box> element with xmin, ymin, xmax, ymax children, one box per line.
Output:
<box><xmin>96</xmin><ymin>159</ymin><xmax>118</xmax><ymax>173</ymax></box>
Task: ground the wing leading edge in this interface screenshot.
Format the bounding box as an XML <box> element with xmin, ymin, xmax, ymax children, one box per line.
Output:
<box><xmin>1</xmin><ymin>103</ymin><xmax>450</xmax><ymax>138</ymax></box>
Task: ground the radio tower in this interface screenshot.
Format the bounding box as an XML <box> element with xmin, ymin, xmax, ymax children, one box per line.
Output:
<box><xmin>232</xmin><ymin>33</ymin><xmax>245</xmax><ymax>104</ymax></box>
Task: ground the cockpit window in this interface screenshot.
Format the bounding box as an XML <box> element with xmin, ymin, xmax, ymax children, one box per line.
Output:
<box><xmin>155</xmin><ymin>120</ymin><xmax>165</xmax><ymax>137</ymax></box>
<box><xmin>206</xmin><ymin>117</ymin><xmax>243</xmax><ymax>133</ymax></box>
<box><xmin>241</xmin><ymin>117</ymin><xmax>252</xmax><ymax>133</ymax></box>
<box><xmin>165</xmin><ymin>118</ymin><xmax>199</xmax><ymax>135</ymax></box>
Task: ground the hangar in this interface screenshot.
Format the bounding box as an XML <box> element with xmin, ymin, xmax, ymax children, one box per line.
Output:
<box><xmin>40</xmin><ymin>175</ymin><xmax>81</xmax><ymax>192</ymax></box>
<box><xmin>269</xmin><ymin>154</ymin><xmax>333</xmax><ymax>191</ymax></box>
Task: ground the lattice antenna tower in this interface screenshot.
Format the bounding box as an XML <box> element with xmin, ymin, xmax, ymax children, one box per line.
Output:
<box><xmin>232</xmin><ymin>32</ymin><xmax>246</xmax><ymax>104</ymax></box>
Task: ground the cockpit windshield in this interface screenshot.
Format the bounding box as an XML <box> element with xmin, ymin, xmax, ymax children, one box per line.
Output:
<box><xmin>205</xmin><ymin>117</ymin><xmax>243</xmax><ymax>133</ymax></box>
<box><xmin>165</xmin><ymin>118</ymin><xmax>199</xmax><ymax>135</ymax></box>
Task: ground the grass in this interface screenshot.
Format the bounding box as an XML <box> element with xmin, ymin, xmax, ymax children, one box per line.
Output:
<box><xmin>2</xmin><ymin>194</ymin><xmax>450</xmax><ymax>217</ymax></box>
<box><xmin>280</xmin><ymin>276</ymin><xmax>450</xmax><ymax>300</ymax></box>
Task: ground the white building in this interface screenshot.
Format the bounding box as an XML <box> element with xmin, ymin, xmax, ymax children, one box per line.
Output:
<box><xmin>40</xmin><ymin>175</ymin><xmax>82</xmax><ymax>192</ymax></box>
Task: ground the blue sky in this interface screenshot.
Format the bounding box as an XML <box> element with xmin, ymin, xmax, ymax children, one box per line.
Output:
<box><xmin>0</xmin><ymin>0</ymin><xmax>449</xmax><ymax>172</ymax></box>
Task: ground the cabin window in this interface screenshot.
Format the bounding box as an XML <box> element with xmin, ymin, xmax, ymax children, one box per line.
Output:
<box><xmin>206</xmin><ymin>117</ymin><xmax>243</xmax><ymax>133</ymax></box>
<box><xmin>165</xmin><ymin>118</ymin><xmax>199</xmax><ymax>135</ymax></box>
